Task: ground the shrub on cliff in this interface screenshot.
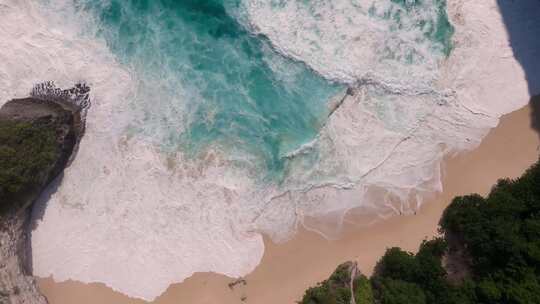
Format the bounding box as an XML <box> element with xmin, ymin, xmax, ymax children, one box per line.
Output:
<box><xmin>299</xmin><ymin>263</ymin><xmax>352</xmax><ymax>304</ymax></box>
<box><xmin>371</xmin><ymin>239</ymin><xmax>461</xmax><ymax>304</ymax></box>
<box><xmin>0</xmin><ymin>120</ymin><xmax>58</xmax><ymax>212</ymax></box>
<box><xmin>299</xmin><ymin>262</ymin><xmax>376</xmax><ymax>304</ymax></box>
<box><xmin>375</xmin><ymin>278</ymin><xmax>426</xmax><ymax>304</ymax></box>
<box><xmin>354</xmin><ymin>275</ymin><xmax>374</xmax><ymax>304</ymax></box>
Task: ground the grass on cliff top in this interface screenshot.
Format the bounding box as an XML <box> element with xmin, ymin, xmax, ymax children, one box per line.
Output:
<box><xmin>0</xmin><ymin>120</ymin><xmax>57</xmax><ymax>211</ymax></box>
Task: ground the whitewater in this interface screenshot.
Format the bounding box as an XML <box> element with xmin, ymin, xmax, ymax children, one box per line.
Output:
<box><xmin>0</xmin><ymin>0</ymin><xmax>534</xmax><ymax>300</ymax></box>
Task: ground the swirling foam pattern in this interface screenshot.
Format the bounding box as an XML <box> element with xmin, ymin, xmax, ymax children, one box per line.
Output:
<box><xmin>78</xmin><ymin>0</ymin><xmax>342</xmax><ymax>178</ymax></box>
<box><xmin>244</xmin><ymin>0</ymin><xmax>454</xmax><ymax>84</ymax></box>
<box><xmin>0</xmin><ymin>0</ymin><xmax>532</xmax><ymax>300</ymax></box>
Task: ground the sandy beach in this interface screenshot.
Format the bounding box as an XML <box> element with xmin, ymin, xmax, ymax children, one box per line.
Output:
<box><xmin>38</xmin><ymin>102</ymin><xmax>540</xmax><ymax>304</ymax></box>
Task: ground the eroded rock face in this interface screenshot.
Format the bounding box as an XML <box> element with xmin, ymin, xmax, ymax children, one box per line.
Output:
<box><xmin>0</xmin><ymin>91</ymin><xmax>86</xmax><ymax>304</ymax></box>
<box><xmin>0</xmin><ymin>209</ymin><xmax>48</xmax><ymax>304</ymax></box>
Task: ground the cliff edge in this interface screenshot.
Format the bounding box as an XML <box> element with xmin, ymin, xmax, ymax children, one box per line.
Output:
<box><xmin>0</xmin><ymin>83</ymin><xmax>88</xmax><ymax>304</ymax></box>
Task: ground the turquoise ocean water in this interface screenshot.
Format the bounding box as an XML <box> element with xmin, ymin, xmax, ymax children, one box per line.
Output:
<box><xmin>78</xmin><ymin>0</ymin><xmax>343</xmax><ymax>180</ymax></box>
<box><xmin>76</xmin><ymin>0</ymin><xmax>454</xmax><ymax>181</ymax></box>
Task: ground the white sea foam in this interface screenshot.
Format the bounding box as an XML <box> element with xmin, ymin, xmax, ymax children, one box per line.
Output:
<box><xmin>246</xmin><ymin>0</ymin><xmax>532</xmax><ymax>238</ymax></box>
<box><xmin>0</xmin><ymin>0</ymin><xmax>533</xmax><ymax>301</ymax></box>
<box><xmin>243</xmin><ymin>0</ymin><xmax>449</xmax><ymax>86</ymax></box>
<box><xmin>1</xmin><ymin>0</ymin><xmax>266</xmax><ymax>300</ymax></box>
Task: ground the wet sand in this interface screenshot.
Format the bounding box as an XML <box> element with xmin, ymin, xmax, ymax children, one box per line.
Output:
<box><xmin>38</xmin><ymin>104</ymin><xmax>540</xmax><ymax>304</ymax></box>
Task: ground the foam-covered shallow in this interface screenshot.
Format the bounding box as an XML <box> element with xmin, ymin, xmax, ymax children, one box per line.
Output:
<box><xmin>244</xmin><ymin>0</ymin><xmax>532</xmax><ymax>238</ymax></box>
<box><xmin>244</xmin><ymin>0</ymin><xmax>454</xmax><ymax>85</ymax></box>
<box><xmin>0</xmin><ymin>0</ymin><xmax>532</xmax><ymax>301</ymax></box>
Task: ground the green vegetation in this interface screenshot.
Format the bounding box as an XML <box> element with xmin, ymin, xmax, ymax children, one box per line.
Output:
<box><xmin>0</xmin><ymin>120</ymin><xmax>58</xmax><ymax>212</ymax></box>
<box><xmin>301</xmin><ymin>262</ymin><xmax>376</xmax><ymax>304</ymax></box>
<box><xmin>354</xmin><ymin>275</ymin><xmax>374</xmax><ymax>304</ymax></box>
<box><xmin>301</xmin><ymin>263</ymin><xmax>353</xmax><ymax>304</ymax></box>
<box><xmin>371</xmin><ymin>239</ymin><xmax>470</xmax><ymax>304</ymax></box>
<box><xmin>440</xmin><ymin>162</ymin><xmax>540</xmax><ymax>303</ymax></box>
<box><xmin>299</xmin><ymin>159</ymin><xmax>540</xmax><ymax>304</ymax></box>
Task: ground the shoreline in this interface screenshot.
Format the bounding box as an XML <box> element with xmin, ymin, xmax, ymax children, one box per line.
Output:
<box><xmin>37</xmin><ymin>104</ymin><xmax>540</xmax><ymax>303</ymax></box>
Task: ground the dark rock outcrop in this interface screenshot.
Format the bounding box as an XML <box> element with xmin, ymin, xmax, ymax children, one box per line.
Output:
<box><xmin>0</xmin><ymin>83</ymin><xmax>88</xmax><ymax>304</ymax></box>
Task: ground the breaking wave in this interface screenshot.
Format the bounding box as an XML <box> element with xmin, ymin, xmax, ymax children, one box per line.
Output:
<box><xmin>0</xmin><ymin>0</ymin><xmax>532</xmax><ymax>300</ymax></box>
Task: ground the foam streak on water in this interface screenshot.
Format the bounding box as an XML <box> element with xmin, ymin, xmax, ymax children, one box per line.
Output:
<box><xmin>245</xmin><ymin>0</ymin><xmax>454</xmax><ymax>84</ymax></box>
<box><xmin>0</xmin><ymin>0</ymin><xmax>532</xmax><ymax>301</ymax></box>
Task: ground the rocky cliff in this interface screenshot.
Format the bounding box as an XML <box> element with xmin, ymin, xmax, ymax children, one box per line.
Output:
<box><xmin>0</xmin><ymin>83</ymin><xmax>88</xmax><ymax>304</ymax></box>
